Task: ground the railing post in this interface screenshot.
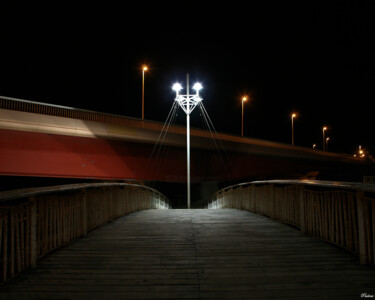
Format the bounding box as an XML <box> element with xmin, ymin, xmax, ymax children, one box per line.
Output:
<box><xmin>299</xmin><ymin>188</ymin><xmax>305</xmax><ymax>233</ymax></box>
<box><xmin>270</xmin><ymin>184</ymin><xmax>275</xmax><ymax>219</ymax></box>
<box><xmin>109</xmin><ymin>188</ymin><xmax>114</xmax><ymax>220</ymax></box>
<box><xmin>30</xmin><ymin>198</ymin><xmax>37</xmax><ymax>268</ymax></box>
<box><xmin>252</xmin><ymin>184</ymin><xmax>256</xmax><ymax>213</ymax></box>
<box><xmin>356</xmin><ymin>191</ymin><xmax>368</xmax><ymax>264</ymax></box>
<box><xmin>372</xmin><ymin>198</ymin><xmax>375</xmax><ymax>265</ymax></box>
<box><xmin>1</xmin><ymin>210</ymin><xmax>8</xmax><ymax>282</ymax></box>
<box><xmin>81</xmin><ymin>190</ymin><xmax>88</xmax><ymax>236</ymax></box>
<box><xmin>239</xmin><ymin>186</ymin><xmax>244</xmax><ymax>210</ymax></box>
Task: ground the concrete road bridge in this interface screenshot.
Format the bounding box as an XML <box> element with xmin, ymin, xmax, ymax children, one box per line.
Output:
<box><xmin>1</xmin><ymin>95</ymin><xmax>374</xmax><ymax>184</ymax></box>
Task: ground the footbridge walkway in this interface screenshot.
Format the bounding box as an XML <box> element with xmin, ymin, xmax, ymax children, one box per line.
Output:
<box><xmin>0</xmin><ymin>181</ymin><xmax>374</xmax><ymax>299</ymax></box>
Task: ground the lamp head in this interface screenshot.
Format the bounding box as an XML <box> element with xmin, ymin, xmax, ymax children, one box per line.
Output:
<box><xmin>192</xmin><ymin>82</ymin><xmax>203</xmax><ymax>91</ymax></box>
<box><xmin>172</xmin><ymin>83</ymin><xmax>183</xmax><ymax>93</ymax></box>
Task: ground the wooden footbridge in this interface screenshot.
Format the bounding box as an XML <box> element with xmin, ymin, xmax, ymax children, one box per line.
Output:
<box><xmin>0</xmin><ymin>181</ymin><xmax>374</xmax><ymax>299</ymax></box>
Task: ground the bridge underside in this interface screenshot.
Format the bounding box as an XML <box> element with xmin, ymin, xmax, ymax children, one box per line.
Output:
<box><xmin>0</xmin><ymin>128</ymin><xmax>371</xmax><ymax>183</ymax></box>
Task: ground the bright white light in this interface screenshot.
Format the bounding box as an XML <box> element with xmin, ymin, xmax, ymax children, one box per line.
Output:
<box><xmin>172</xmin><ymin>83</ymin><xmax>183</xmax><ymax>92</ymax></box>
<box><xmin>192</xmin><ymin>83</ymin><xmax>203</xmax><ymax>91</ymax></box>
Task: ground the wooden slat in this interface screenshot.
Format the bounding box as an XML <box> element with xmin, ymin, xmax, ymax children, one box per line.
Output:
<box><xmin>14</xmin><ymin>210</ymin><xmax>20</xmax><ymax>273</ymax></box>
<box><xmin>0</xmin><ymin>212</ymin><xmax>6</xmax><ymax>282</ymax></box>
<box><xmin>9</xmin><ymin>211</ymin><xmax>14</xmax><ymax>278</ymax></box>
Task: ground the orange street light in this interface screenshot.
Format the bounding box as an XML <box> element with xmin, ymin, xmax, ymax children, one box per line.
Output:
<box><xmin>291</xmin><ymin>113</ymin><xmax>297</xmax><ymax>146</ymax></box>
<box><xmin>322</xmin><ymin>126</ymin><xmax>327</xmax><ymax>151</ymax></box>
<box><xmin>142</xmin><ymin>65</ymin><xmax>148</xmax><ymax>120</ymax></box>
<box><xmin>241</xmin><ymin>96</ymin><xmax>247</xmax><ymax>137</ymax></box>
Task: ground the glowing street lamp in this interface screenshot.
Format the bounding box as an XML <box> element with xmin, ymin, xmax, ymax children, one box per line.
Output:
<box><xmin>241</xmin><ymin>97</ymin><xmax>247</xmax><ymax>137</ymax></box>
<box><xmin>291</xmin><ymin>113</ymin><xmax>297</xmax><ymax>146</ymax></box>
<box><xmin>326</xmin><ymin>137</ymin><xmax>330</xmax><ymax>151</ymax></box>
<box><xmin>322</xmin><ymin>126</ymin><xmax>327</xmax><ymax>151</ymax></box>
<box><xmin>354</xmin><ymin>145</ymin><xmax>366</xmax><ymax>158</ymax></box>
<box><xmin>142</xmin><ymin>65</ymin><xmax>148</xmax><ymax>120</ymax></box>
<box><xmin>359</xmin><ymin>146</ymin><xmax>365</xmax><ymax>158</ymax></box>
<box><xmin>173</xmin><ymin>74</ymin><xmax>203</xmax><ymax>209</ymax></box>
<box><xmin>172</xmin><ymin>83</ymin><xmax>182</xmax><ymax>94</ymax></box>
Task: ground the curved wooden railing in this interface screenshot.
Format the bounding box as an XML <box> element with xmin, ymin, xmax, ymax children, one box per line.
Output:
<box><xmin>206</xmin><ymin>180</ymin><xmax>375</xmax><ymax>266</ymax></box>
<box><xmin>0</xmin><ymin>182</ymin><xmax>171</xmax><ymax>284</ymax></box>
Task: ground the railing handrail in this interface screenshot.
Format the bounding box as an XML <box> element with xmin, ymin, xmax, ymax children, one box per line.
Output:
<box><xmin>216</xmin><ymin>179</ymin><xmax>375</xmax><ymax>195</ymax></box>
<box><xmin>0</xmin><ymin>182</ymin><xmax>170</xmax><ymax>205</ymax></box>
<box><xmin>0</xmin><ymin>95</ymin><xmax>193</xmax><ymax>133</ymax></box>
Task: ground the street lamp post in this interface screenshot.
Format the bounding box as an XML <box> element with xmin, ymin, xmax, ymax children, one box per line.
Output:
<box><xmin>241</xmin><ymin>97</ymin><xmax>247</xmax><ymax>137</ymax></box>
<box><xmin>291</xmin><ymin>113</ymin><xmax>297</xmax><ymax>146</ymax></box>
<box><xmin>322</xmin><ymin>126</ymin><xmax>327</xmax><ymax>151</ymax></box>
<box><xmin>172</xmin><ymin>74</ymin><xmax>202</xmax><ymax>209</ymax></box>
<box><xmin>326</xmin><ymin>137</ymin><xmax>330</xmax><ymax>151</ymax></box>
<box><xmin>142</xmin><ymin>66</ymin><xmax>148</xmax><ymax>120</ymax></box>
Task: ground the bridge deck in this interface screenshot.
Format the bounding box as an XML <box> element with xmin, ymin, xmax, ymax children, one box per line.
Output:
<box><xmin>1</xmin><ymin>209</ymin><xmax>374</xmax><ymax>299</ymax></box>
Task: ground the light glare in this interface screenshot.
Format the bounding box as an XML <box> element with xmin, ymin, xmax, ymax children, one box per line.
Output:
<box><xmin>172</xmin><ymin>83</ymin><xmax>183</xmax><ymax>92</ymax></box>
<box><xmin>192</xmin><ymin>83</ymin><xmax>203</xmax><ymax>91</ymax></box>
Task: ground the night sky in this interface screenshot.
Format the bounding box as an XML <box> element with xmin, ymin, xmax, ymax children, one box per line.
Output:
<box><xmin>1</xmin><ymin>2</ymin><xmax>374</xmax><ymax>155</ymax></box>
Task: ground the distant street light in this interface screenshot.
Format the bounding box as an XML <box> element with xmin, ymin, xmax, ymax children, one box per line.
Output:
<box><xmin>354</xmin><ymin>145</ymin><xmax>366</xmax><ymax>158</ymax></box>
<box><xmin>241</xmin><ymin>96</ymin><xmax>247</xmax><ymax>137</ymax></box>
<box><xmin>313</xmin><ymin>144</ymin><xmax>317</xmax><ymax>149</ymax></box>
<box><xmin>291</xmin><ymin>113</ymin><xmax>297</xmax><ymax>146</ymax></box>
<box><xmin>142</xmin><ymin>65</ymin><xmax>148</xmax><ymax>120</ymax></box>
<box><xmin>326</xmin><ymin>137</ymin><xmax>330</xmax><ymax>151</ymax></box>
<box><xmin>173</xmin><ymin>74</ymin><xmax>203</xmax><ymax>209</ymax></box>
<box><xmin>359</xmin><ymin>146</ymin><xmax>364</xmax><ymax>158</ymax></box>
<box><xmin>322</xmin><ymin>126</ymin><xmax>327</xmax><ymax>151</ymax></box>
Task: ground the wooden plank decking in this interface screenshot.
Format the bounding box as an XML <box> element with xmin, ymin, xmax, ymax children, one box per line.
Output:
<box><xmin>0</xmin><ymin>208</ymin><xmax>374</xmax><ymax>299</ymax></box>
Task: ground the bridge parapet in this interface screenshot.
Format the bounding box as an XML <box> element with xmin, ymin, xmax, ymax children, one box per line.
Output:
<box><xmin>207</xmin><ymin>180</ymin><xmax>375</xmax><ymax>266</ymax></box>
<box><xmin>0</xmin><ymin>95</ymin><xmax>187</xmax><ymax>135</ymax></box>
<box><xmin>0</xmin><ymin>183</ymin><xmax>170</xmax><ymax>284</ymax></box>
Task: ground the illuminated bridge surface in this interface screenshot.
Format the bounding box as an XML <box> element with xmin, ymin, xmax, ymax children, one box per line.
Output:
<box><xmin>1</xmin><ymin>209</ymin><xmax>374</xmax><ymax>299</ymax></box>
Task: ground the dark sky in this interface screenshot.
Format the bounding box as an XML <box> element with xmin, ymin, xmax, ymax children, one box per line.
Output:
<box><xmin>1</xmin><ymin>2</ymin><xmax>374</xmax><ymax>155</ymax></box>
